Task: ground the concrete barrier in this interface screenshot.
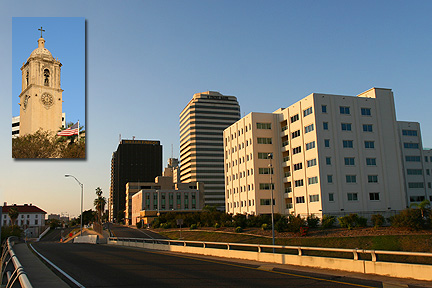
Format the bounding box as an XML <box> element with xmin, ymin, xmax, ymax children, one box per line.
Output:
<box><xmin>108</xmin><ymin>238</ymin><xmax>432</xmax><ymax>281</ymax></box>
<box><xmin>74</xmin><ymin>235</ymin><xmax>99</xmax><ymax>244</ymax></box>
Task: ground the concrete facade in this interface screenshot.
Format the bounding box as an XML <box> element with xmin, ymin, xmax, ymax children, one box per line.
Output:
<box><xmin>180</xmin><ymin>91</ymin><xmax>240</xmax><ymax>209</ymax></box>
<box><xmin>224</xmin><ymin>88</ymin><xmax>427</xmax><ymax>218</ymax></box>
<box><xmin>12</xmin><ymin>113</ymin><xmax>66</xmax><ymax>138</ymax></box>
<box><xmin>2</xmin><ymin>204</ymin><xmax>47</xmax><ymax>237</ymax></box>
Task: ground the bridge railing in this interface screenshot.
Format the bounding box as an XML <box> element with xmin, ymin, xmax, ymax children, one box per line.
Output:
<box><xmin>108</xmin><ymin>236</ymin><xmax>432</xmax><ymax>263</ymax></box>
<box><xmin>1</xmin><ymin>237</ymin><xmax>33</xmax><ymax>288</ymax></box>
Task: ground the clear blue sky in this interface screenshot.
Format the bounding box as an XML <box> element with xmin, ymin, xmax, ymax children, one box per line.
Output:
<box><xmin>0</xmin><ymin>0</ymin><xmax>431</xmax><ymax>217</ymax></box>
<box><xmin>12</xmin><ymin>17</ymin><xmax>85</xmax><ymax>126</ymax></box>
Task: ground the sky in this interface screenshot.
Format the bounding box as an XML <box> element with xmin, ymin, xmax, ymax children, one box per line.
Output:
<box><xmin>12</xmin><ymin>17</ymin><xmax>85</xmax><ymax>127</ymax></box>
<box><xmin>0</xmin><ymin>0</ymin><xmax>431</xmax><ymax>218</ymax></box>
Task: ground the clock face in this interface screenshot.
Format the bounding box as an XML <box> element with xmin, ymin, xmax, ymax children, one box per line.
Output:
<box><xmin>23</xmin><ymin>95</ymin><xmax>30</xmax><ymax>110</ymax></box>
<box><xmin>41</xmin><ymin>93</ymin><xmax>54</xmax><ymax>107</ymax></box>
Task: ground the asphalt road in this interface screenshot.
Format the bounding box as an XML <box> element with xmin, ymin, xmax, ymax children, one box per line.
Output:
<box><xmin>32</xmin><ymin>242</ymin><xmax>383</xmax><ymax>288</ymax></box>
<box><xmin>108</xmin><ymin>224</ymin><xmax>168</xmax><ymax>239</ymax></box>
<box><xmin>40</xmin><ymin>227</ymin><xmax>74</xmax><ymax>242</ymax></box>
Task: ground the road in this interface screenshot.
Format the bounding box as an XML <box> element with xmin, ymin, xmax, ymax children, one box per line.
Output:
<box><xmin>40</xmin><ymin>227</ymin><xmax>74</xmax><ymax>242</ymax></box>
<box><xmin>31</xmin><ymin>242</ymin><xmax>383</xmax><ymax>288</ymax></box>
<box><xmin>108</xmin><ymin>224</ymin><xmax>167</xmax><ymax>239</ymax></box>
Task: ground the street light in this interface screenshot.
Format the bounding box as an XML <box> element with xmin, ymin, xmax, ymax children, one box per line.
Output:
<box><xmin>268</xmin><ymin>153</ymin><xmax>275</xmax><ymax>252</ymax></box>
<box><xmin>65</xmin><ymin>174</ymin><xmax>83</xmax><ymax>237</ymax></box>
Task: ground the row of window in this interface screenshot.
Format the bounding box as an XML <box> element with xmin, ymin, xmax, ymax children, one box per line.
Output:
<box><xmin>321</xmin><ymin>105</ymin><xmax>372</xmax><ymax>116</ymax></box>
<box><xmin>229</xmin><ymin>199</ymin><xmax>256</xmax><ymax>209</ymax></box>
<box><xmin>227</xmin><ymin>183</ymin><xmax>255</xmax><ymax>195</ymax></box>
<box><xmin>226</xmin><ymin>169</ymin><xmax>254</xmax><ymax>181</ymax></box>
<box><xmin>323</xmin><ymin>122</ymin><xmax>374</xmax><ymax>133</ymax></box>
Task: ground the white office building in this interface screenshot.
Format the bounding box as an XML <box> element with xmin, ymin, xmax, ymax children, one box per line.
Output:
<box><xmin>224</xmin><ymin>88</ymin><xmax>430</xmax><ymax>218</ymax></box>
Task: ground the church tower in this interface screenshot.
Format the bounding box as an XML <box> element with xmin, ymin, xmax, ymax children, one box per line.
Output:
<box><xmin>19</xmin><ymin>28</ymin><xmax>63</xmax><ymax>136</ymax></box>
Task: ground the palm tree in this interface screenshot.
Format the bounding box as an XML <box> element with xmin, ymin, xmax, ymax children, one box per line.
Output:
<box><xmin>410</xmin><ymin>199</ymin><xmax>431</xmax><ymax>218</ymax></box>
<box><xmin>94</xmin><ymin>187</ymin><xmax>107</xmax><ymax>224</ymax></box>
<box><xmin>8</xmin><ymin>207</ymin><xmax>19</xmax><ymax>227</ymax></box>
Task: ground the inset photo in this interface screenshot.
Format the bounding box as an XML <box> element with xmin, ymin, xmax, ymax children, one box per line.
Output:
<box><xmin>12</xmin><ymin>17</ymin><xmax>85</xmax><ymax>159</ymax></box>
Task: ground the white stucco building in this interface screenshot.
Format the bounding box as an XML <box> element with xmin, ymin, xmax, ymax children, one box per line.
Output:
<box><xmin>224</xmin><ymin>88</ymin><xmax>431</xmax><ymax>218</ymax></box>
<box><xmin>2</xmin><ymin>203</ymin><xmax>47</xmax><ymax>237</ymax></box>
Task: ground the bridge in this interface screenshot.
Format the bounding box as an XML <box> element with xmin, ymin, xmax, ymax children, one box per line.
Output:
<box><xmin>2</xmin><ymin>225</ymin><xmax>430</xmax><ymax>288</ymax></box>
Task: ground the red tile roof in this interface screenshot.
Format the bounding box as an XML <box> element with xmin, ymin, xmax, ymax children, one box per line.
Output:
<box><xmin>2</xmin><ymin>204</ymin><xmax>46</xmax><ymax>214</ymax></box>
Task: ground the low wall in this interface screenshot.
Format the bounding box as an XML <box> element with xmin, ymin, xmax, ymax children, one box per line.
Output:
<box><xmin>74</xmin><ymin>235</ymin><xmax>99</xmax><ymax>244</ymax></box>
<box><xmin>108</xmin><ymin>239</ymin><xmax>432</xmax><ymax>281</ymax></box>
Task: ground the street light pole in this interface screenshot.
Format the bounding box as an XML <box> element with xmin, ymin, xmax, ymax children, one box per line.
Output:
<box><xmin>268</xmin><ymin>153</ymin><xmax>275</xmax><ymax>252</ymax></box>
<box><xmin>65</xmin><ymin>174</ymin><xmax>83</xmax><ymax>237</ymax></box>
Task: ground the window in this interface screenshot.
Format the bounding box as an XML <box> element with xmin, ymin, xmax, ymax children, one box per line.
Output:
<box><xmin>327</xmin><ymin>175</ymin><xmax>333</xmax><ymax>183</ymax></box>
<box><xmin>408</xmin><ymin>182</ymin><xmax>424</xmax><ymax>188</ymax></box>
<box><xmin>294</xmin><ymin>180</ymin><xmax>304</xmax><ymax>187</ymax></box>
<box><xmin>363</xmin><ymin>124</ymin><xmax>373</xmax><ymax>132</ymax></box>
<box><xmin>348</xmin><ymin>193</ymin><xmax>358</xmax><ymax>201</ymax></box>
<box><xmin>402</xmin><ymin>130</ymin><xmax>418</xmax><ymax>136</ymax></box>
<box><xmin>346</xmin><ymin>175</ymin><xmax>357</xmax><ymax>183</ymax></box>
<box><xmin>294</xmin><ymin>163</ymin><xmax>303</xmax><ymax>171</ymax></box>
<box><xmin>364</xmin><ymin>141</ymin><xmax>375</xmax><ymax>149</ymax></box>
<box><xmin>324</xmin><ymin>139</ymin><xmax>330</xmax><ymax>148</ymax></box>
<box><xmin>361</xmin><ymin>108</ymin><xmax>371</xmax><ymax>116</ymax></box>
<box><xmin>404</xmin><ymin>143</ymin><xmax>419</xmax><ymax>149</ymax></box>
<box><xmin>322</xmin><ymin>105</ymin><xmax>327</xmax><ymax>113</ymax></box>
<box><xmin>257</xmin><ymin>123</ymin><xmax>271</xmax><ymax>129</ymax></box>
<box><xmin>259</xmin><ymin>168</ymin><xmax>273</xmax><ymax>174</ymax></box>
<box><xmin>290</xmin><ymin>114</ymin><xmax>299</xmax><ymax>123</ymax></box>
<box><xmin>293</xmin><ymin>146</ymin><xmax>302</xmax><ymax>154</ymax></box>
<box><xmin>427</xmin><ymin>169</ymin><xmax>430</xmax><ymax>176</ymax></box>
<box><xmin>341</xmin><ymin>123</ymin><xmax>352</xmax><ymax>131</ymax></box>
<box><xmin>309</xmin><ymin>194</ymin><xmax>319</xmax><ymax>202</ymax></box>
<box><xmin>323</xmin><ymin>122</ymin><xmax>328</xmax><ymax>130</ymax></box>
<box><xmin>429</xmin><ymin>182</ymin><xmax>431</xmax><ymax>189</ymax></box>
<box><xmin>308</xmin><ymin>176</ymin><xmax>318</xmax><ymax>185</ymax></box>
<box><xmin>426</xmin><ymin>156</ymin><xmax>429</xmax><ymax>163</ymax></box>
<box><xmin>303</xmin><ymin>107</ymin><xmax>313</xmax><ymax>117</ymax></box>
<box><xmin>304</xmin><ymin>124</ymin><xmax>314</xmax><ymax>134</ymax></box>
<box><xmin>257</xmin><ymin>137</ymin><xmax>272</xmax><ymax>144</ymax></box>
<box><xmin>407</xmin><ymin>169</ymin><xmax>422</xmax><ymax>175</ymax></box>
<box><xmin>368</xmin><ymin>175</ymin><xmax>378</xmax><ymax>183</ymax></box>
<box><xmin>260</xmin><ymin>183</ymin><xmax>274</xmax><ymax>190</ymax></box>
<box><xmin>343</xmin><ymin>140</ymin><xmax>353</xmax><ymax>148</ymax></box>
<box><xmin>340</xmin><ymin>106</ymin><xmax>350</xmax><ymax>114</ymax></box>
<box><xmin>329</xmin><ymin>193</ymin><xmax>334</xmax><ymax>202</ymax></box>
<box><xmin>366</xmin><ymin>158</ymin><xmax>376</xmax><ymax>166</ymax></box>
<box><xmin>369</xmin><ymin>193</ymin><xmax>380</xmax><ymax>201</ymax></box>
<box><xmin>307</xmin><ymin>158</ymin><xmax>317</xmax><ymax>167</ymax></box>
<box><xmin>406</xmin><ymin>156</ymin><xmax>421</xmax><ymax>162</ymax></box>
<box><xmin>344</xmin><ymin>157</ymin><xmax>355</xmax><ymax>166</ymax></box>
<box><xmin>292</xmin><ymin>130</ymin><xmax>300</xmax><ymax>139</ymax></box>
<box><xmin>326</xmin><ymin>157</ymin><xmax>331</xmax><ymax>165</ymax></box>
<box><xmin>296</xmin><ymin>196</ymin><xmax>305</xmax><ymax>203</ymax></box>
<box><xmin>258</xmin><ymin>153</ymin><xmax>271</xmax><ymax>159</ymax></box>
<box><xmin>410</xmin><ymin>196</ymin><xmax>425</xmax><ymax>202</ymax></box>
<box><xmin>306</xmin><ymin>141</ymin><xmax>315</xmax><ymax>150</ymax></box>
<box><xmin>260</xmin><ymin>199</ymin><xmax>275</xmax><ymax>206</ymax></box>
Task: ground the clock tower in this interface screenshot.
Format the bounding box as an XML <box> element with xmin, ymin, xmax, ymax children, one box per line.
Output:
<box><xmin>19</xmin><ymin>28</ymin><xmax>63</xmax><ymax>136</ymax></box>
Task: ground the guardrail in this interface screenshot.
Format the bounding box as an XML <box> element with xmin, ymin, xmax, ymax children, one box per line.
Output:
<box><xmin>108</xmin><ymin>237</ymin><xmax>432</xmax><ymax>281</ymax></box>
<box><xmin>1</xmin><ymin>237</ymin><xmax>33</xmax><ymax>288</ymax></box>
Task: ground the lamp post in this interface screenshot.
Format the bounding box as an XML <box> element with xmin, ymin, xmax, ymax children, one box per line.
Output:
<box><xmin>65</xmin><ymin>174</ymin><xmax>83</xmax><ymax>236</ymax></box>
<box><xmin>268</xmin><ymin>153</ymin><xmax>275</xmax><ymax>252</ymax></box>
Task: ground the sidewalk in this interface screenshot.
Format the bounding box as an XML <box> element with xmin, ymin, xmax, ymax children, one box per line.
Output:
<box><xmin>13</xmin><ymin>242</ymin><xmax>69</xmax><ymax>288</ymax></box>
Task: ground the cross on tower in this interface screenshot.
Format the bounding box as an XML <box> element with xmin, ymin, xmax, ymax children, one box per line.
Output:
<box><xmin>38</xmin><ymin>26</ymin><xmax>45</xmax><ymax>38</ymax></box>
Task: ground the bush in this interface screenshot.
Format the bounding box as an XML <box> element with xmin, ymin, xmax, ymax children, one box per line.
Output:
<box><xmin>338</xmin><ymin>214</ymin><xmax>360</xmax><ymax>229</ymax></box>
<box><xmin>235</xmin><ymin>226</ymin><xmax>243</xmax><ymax>233</ymax></box>
<box><xmin>286</xmin><ymin>214</ymin><xmax>306</xmax><ymax>233</ymax></box>
<box><xmin>371</xmin><ymin>214</ymin><xmax>385</xmax><ymax>228</ymax></box>
<box><xmin>357</xmin><ymin>216</ymin><xmax>368</xmax><ymax>227</ymax></box>
<box><xmin>136</xmin><ymin>221</ymin><xmax>142</xmax><ymax>229</ymax></box>
<box><xmin>190</xmin><ymin>224</ymin><xmax>197</xmax><ymax>230</ymax></box>
<box><xmin>307</xmin><ymin>214</ymin><xmax>320</xmax><ymax>228</ymax></box>
<box><xmin>261</xmin><ymin>223</ymin><xmax>269</xmax><ymax>230</ymax></box>
<box><xmin>321</xmin><ymin>215</ymin><xmax>336</xmax><ymax>229</ymax></box>
<box><xmin>390</xmin><ymin>209</ymin><xmax>426</xmax><ymax>230</ymax></box>
<box><xmin>214</xmin><ymin>223</ymin><xmax>220</xmax><ymax>229</ymax></box>
<box><xmin>160</xmin><ymin>223</ymin><xmax>170</xmax><ymax>229</ymax></box>
<box><xmin>275</xmin><ymin>216</ymin><xmax>288</xmax><ymax>232</ymax></box>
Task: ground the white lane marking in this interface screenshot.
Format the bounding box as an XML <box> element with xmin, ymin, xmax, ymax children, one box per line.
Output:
<box><xmin>29</xmin><ymin>243</ymin><xmax>86</xmax><ymax>288</ymax></box>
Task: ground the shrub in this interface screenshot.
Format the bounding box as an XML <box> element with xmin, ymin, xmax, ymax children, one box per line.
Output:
<box><xmin>338</xmin><ymin>214</ymin><xmax>360</xmax><ymax>229</ymax></box>
<box><xmin>371</xmin><ymin>214</ymin><xmax>385</xmax><ymax>228</ymax></box>
<box><xmin>357</xmin><ymin>216</ymin><xmax>368</xmax><ymax>227</ymax></box>
<box><xmin>261</xmin><ymin>223</ymin><xmax>269</xmax><ymax>230</ymax></box>
<box><xmin>214</xmin><ymin>223</ymin><xmax>220</xmax><ymax>229</ymax></box>
<box><xmin>136</xmin><ymin>221</ymin><xmax>142</xmax><ymax>229</ymax></box>
<box><xmin>275</xmin><ymin>216</ymin><xmax>288</xmax><ymax>232</ymax></box>
<box><xmin>190</xmin><ymin>224</ymin><xmax>197</xmax><ymax>230</ymax></box>
<box><xmin>307</xmin><ymin>214</ymin><xmax>320</xmax><ymax>228</ymax></box>
<box><xmin>321</xmin><ymin>215</ymin><xmax>336</xmax><ymax>229</ymax></box>
<box><xmin>233</xmin><ymin>214</ymin><xmax>247</xmax><ymax>228</ymax></box>
<box><xmin>286</xmin><ymin>214</ymin><xmax>306</xmax><ymax>233</ymax></box>
<box><xmin>390</xmin><ymin>209</ymin><xmax>426</xmax><ymax>230</ymax></box>
<box><xmin>160</xmin><ymin>223</ymin><xmax>170</xmax><ymax>229</ymax></box>
<box><xmin>235</xmin><ymin>226</ymin><xmax>243</xmax><ymax>233</ymax></box>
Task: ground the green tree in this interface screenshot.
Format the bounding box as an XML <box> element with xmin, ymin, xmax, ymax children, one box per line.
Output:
<box><xmin>8</xmin><ymin>207</ymin><xmax>19</xmax><ymax>227</ymax></box>
<box><xmin>410</xmin><ymin>199</ymin><xmax>431</xmax><ymax>219</ymax></box>
<box><xmin>94</xmin><ymin>187</ymin><xmax>107</xmax><ymax>225</ymax></box>
<box><xmin>12</xmin><ymin>129</ymin><xmax>59</xmax><ymax>158</ymax></box>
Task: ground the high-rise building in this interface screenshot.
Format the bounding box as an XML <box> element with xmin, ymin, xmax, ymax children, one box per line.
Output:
<box><xmin>180</xmin><ymin>91</ymin><xmax>240</xmax><ymax>209</ymax></box>
<box><xmin>109</xmin><ymin>139</ymin><xmax>162</xmax><ymax>222</ymax></box>
<box><xmin>224</xmin><ymin>88</ymin><xmax>430</xmax><ymax>218</ymax></box>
